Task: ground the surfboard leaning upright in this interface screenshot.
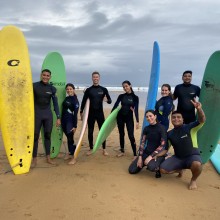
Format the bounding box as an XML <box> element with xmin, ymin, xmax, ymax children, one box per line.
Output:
<box><xmin>41</xmin><ymin>52</ymin><xmax>66</xmax><ymax>158</ymax></box>
<box><xmin>92</xmin><ymin>106</ymin><xmax>121</xmax><ymax>153</ymax></box>
<box><xmin>0</xmin><ymin>25</ymin><xmax>34</xmax><ymax>174</ymax></box>
<box><xmin>140</xmin><ymin>41</ymin><xmax>160</xmax><ymax>141</ymax></box>
<box><xmin>74</xmin><ymin>99</ymin><xmax>90</xmax><ymax>159</ymax></box>
<box><xmin>197</xmin><ymin>51</ymin><xmax>220</xmax><ymax>164</ymax></box>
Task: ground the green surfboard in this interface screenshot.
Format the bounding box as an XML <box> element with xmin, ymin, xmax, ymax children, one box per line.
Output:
<box><xmin>197</xmin><ymin>51</ymin><xmax>220</xmax><ymax>163</ymax></box>
<box><xmin>93</xmin><ymin>107</ymin><xmax>121</xmax><ymax>153</ymax></box>
<box><xmin>41</xmin><ymin>52</ymin><xmax>66</xmax><ymax>158</ymax></box>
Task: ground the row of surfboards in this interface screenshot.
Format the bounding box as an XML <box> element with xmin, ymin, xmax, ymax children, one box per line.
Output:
<box><xmin>0</xmin><ymin>25</ymin><xmax>220</xmax><ymax>175</ymax></box>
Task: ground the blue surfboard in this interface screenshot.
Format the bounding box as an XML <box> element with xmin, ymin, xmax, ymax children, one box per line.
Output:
<box><xmin>140</xmin><ymin>41</ymin><xmax>160</xmax><ymax>139</ymax></box>
<box><xmin>210</xmin><ymin>144</ymin><xmax>220</xmax><ymax>174</ymax></box>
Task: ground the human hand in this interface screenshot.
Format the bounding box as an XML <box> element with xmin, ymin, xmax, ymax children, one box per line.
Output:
<box><xmin>70</xmin><ymin>127</ymin><xmax>76</xmax><ymax>133</ymax></box>
<box><xmin>190</xmin><ymin>98</ymin><xmax>202</xmax><ymax>109</ymax></box>
<box><xmin>56</xmin><ymin>119</ymin><xmax>61</xmax><ymax>127</ymax></box>
<box><xmin>137</xmin><ymin>156</ymin><xmax>143</xmax><ymax>168</ymax></box>
<box><xmin>103</xmin><ymin>96</ymin><xmax>108</xmax><ymax>102</ymax></box>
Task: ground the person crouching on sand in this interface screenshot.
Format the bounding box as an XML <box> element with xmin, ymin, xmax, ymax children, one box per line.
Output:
<box><xmin>160</xmin><ymin>98</ymin><xmax>206</xmax><ymax>190</ymax></box>
<box><xmin>128</xmin><ymin>110</ymin><xmax>168</xmax><ymax>178</ymax></box>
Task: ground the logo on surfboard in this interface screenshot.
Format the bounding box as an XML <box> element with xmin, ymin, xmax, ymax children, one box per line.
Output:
<box><xmin>7</xmin><ymin>59</ymin><xmax>20</xmax><ymax>66</ymax></box>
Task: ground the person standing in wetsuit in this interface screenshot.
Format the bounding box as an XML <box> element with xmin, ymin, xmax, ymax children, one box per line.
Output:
<box><xmin>160</xmin><ymin>98</ymin><xmax>206</xmax><ymax>190</ymax></box>
<box><xmin>33</xmin><ymin>69</ymin><xmax>61</xmax><ymax>166</ymax></box>
<box><xmin>111</xmin><ymin>80</ymin><xmax>139</xmax><ymax>159</ymax></box>
<box><xmin>128</xmin><ymin>110</ymin><xmax>168</xmax><ymax>178</ymax></box>
<box><xmin>155</xmin><ymin>84</ymin><xmax>174</xmax><ymax>130</ymax></box>
<box><xmin>61</xmin><ymin>83</ymin><xmax>79</xmax><ymax>165</ymax></box>
<box><xmin>173</xmin><ymin>70</ymin><xmax>200</xmax><ymax>124</ymax></box>
<box><xmin>80</xmin><ymin>71</ymin><xmax>112</xmax><ymax>156</ymax></box>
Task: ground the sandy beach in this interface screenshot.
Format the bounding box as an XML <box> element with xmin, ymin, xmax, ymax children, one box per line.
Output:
<box><xmin>0</xmin><ymin>107</ymin><xmax>220</xmax><ymax>220</ymax></box>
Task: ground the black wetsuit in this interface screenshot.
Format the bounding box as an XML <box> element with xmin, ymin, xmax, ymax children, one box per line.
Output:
<box><xmin>61</xmin><ymin>95</ymin><xmax>79</xmax><ymax>155</ymax></box>
<box><xmin>160</xmin><ymin>121</ymin><xmax>203</xmax><ymax>171</ymax></box>
<box><xmin>155</xmin><ymin>96</ymin><xmax>173</xmax><ymax>130</ymax></box>
<box><xmin>112</xmin><ymin>93</ymin><xmax>139</xmax><ymax>156</ymax></box>
<box><xmin>80</xmin><ymin>85</ymin><xmax>112</xmax><ymax>149</ymax></box>
<box><xmin>173</xmin><ymin>83</ymin><xmax>200</xmax><ymax>124</ymax></box>
<box><xmin>33</xmin><ymin>81</ymin><xmax>60</xmax><ymax>157</ymax></box>
<box><xmin>129</xmin><ymin>123</ymin><xmax>167</xmax><ymax>174</ymax></box>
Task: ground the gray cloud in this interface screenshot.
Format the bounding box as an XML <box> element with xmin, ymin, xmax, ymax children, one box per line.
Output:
<box><xmin>1</xmin><ymin>0</ymin><xmax>220</xmax><ymax>87</ymax></box>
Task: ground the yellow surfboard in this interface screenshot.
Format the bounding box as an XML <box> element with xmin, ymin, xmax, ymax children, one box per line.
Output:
<box><xmin>0</xmin><ymin>25</ymin><xmax>34</xmax><ymax>174</ymax></box>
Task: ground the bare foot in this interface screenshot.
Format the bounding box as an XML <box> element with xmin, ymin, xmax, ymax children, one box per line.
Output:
<box><xmin>189</xmin><ymin>179</ymin><xmax>198</xmax><ymax>190</ymax></box>
<box><xmin>32</xmin><ymin>157</ymin><xmax>37</xmax><ymax>167</ymax></box>
<box><xmin>103</xmin><ymin>149</ymin><xmax>109</xmax><ymax>156</ymax></box>
<box><xmin>46</xmin><ymin>156</ymin><xmax>57</xmax><ymax>165</ymax></box>
<box><xmin>68</xmin><ymin>158</ymin><xmax>77</xmax><ymax>165</ymax></box>
<box><xmin>176</xmin><ymin>170</ymin><xmax>183</xmax><ymax>178</ymax></box>
<box><xmin>86</xmin><ymin>150</ymin><xmax>93</xmax><ymax>156</ymax></box>
<box><xmin>64</xmin><ymin>153</ymin><xmax>72</xmax><ymax>160</ymax></box>
<box><xmin>117</xmin><ymin>152</ymin><xmax>125</xmax><ymax>157</ymax></box>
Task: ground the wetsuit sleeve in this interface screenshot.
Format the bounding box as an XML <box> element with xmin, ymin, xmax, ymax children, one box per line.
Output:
<box><xmin>73</xmin><ymin>99</ymin><xmax>79</xmax><ymax>128</ymax></box>
<box><xmin>134</xmin><ymin>95</ymin><xmax>139</xmax><ymax>123</ymax></box>
<box><xmin>104</xmin><ymin>88</ymin><xmax>112</xmax><ymax>104</ymax></box>
<box><xmin>173</xmin><ymin>85</ymin><xmax>178</xmax><ymax>100</ymax></box>
<box><xmin>160</xmin><ymin>126</ymin><xmax>168</xmax><ymax>150</ymax></box>
<box><xmin>111</xmin><ymin>94</ymin><xmax>122</xmax><ymax>112</ymax></box>
<box><xmin>80</xmin><ymin>88</ymin><xmax>89</xmax><ymax>113</ymax></box>
<box><xmin>51</xmin><ymin>87</ymin><xmax>60</xmax><ymax>119</ymax></box>
<box><xmin>163</xmin><ymin>97</ymin><xmax>173</xmax><ymax>116</ymax></box>
<box><xmin>197</xmin><ymin>86</ymin><xmax>201</xmax><ymax>97</ymax></box>
<box><xmin>139</xmin><ymin>127</ymin><xmax>147</xmax><ymax>156</ymax></box>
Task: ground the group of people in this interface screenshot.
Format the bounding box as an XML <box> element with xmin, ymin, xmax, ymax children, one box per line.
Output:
<box><xmin>33</xmin><ymin>69</ymin><xmax>205</xmax><ymax>190</ymax></box>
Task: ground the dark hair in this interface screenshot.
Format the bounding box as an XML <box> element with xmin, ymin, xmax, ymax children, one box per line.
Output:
<box><xmin>41</xmin><ymin>69</ymin><xmax>51</xmax><ymax>75</ymax></box>
<box><xmin>145</xmin><ymin>109</ymin><xmax>156</xmax><ymax>116</ymax></box>
<box><xmin>161</xmin><ymin>83</ymin><xmax>172</xmax><ymax>97</ymax></box>
<box><xmin>171</xmin><ymin>110</ymin><xmax>183</xmax><ymax>116</ymax></box>
<box><xmin>122</xmin><ymin>80</ymin><xmax>134</xmax><ymax>93</ymax></box>
<box><xmin>92</xmin><ymin>71</ymin><xmax>100</xmax><ymax>76</ymax></box>
<box><xmin>65</xmin><ymin>83</ymin><xmax>75</xmax><ymax>90</ymax></box>
<box><xmin>182</xmin><ymin>70</ymin><xmax>192</xmax><ymax>76</ymax></box>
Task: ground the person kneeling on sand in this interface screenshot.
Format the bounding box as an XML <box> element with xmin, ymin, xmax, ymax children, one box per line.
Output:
<box><xmin>160</xmin><ymin>98</ymin><xmax>206</xmax><ymax>190</ymax></box>
<box><xmin>128</xmin><ymin>110</ymin><xmax>168</xmax><ymax>178</ymax></box>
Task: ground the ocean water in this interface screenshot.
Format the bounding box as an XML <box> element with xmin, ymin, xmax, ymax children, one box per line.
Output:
<box><xmin>75</xmin><ymin>86</ymin><xmax>176</xmax><ymax>109</ymax></box>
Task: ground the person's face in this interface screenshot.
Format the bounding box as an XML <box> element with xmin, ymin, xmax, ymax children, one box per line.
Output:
<box><xmin>122</xmin><ymin>83</ymin><xmax>132</xmax><ymax>93</ymax></box>
<box><xmin>92</xmin><ymin>74</ymin><xmax>100</xmax><ymax>85</ymax></box>
<box><xmin>146</xmin><ymin>112</ymin><xmax>157</xmax><ymax>125</ymax></box>
<box><xmin>182</xmin><ymin>73</ymin><xmax>192</xmax><ymax>84</ymax></box>
<box><xmin>171</xmin><ymin>113</ymin><xmax>184</xmax><ymax>127</ymax></box>
<box><xmin>41</xmin><ymin>71</ymin><xmax>51</xmax><ymax>84</ymax></box>
<box><xmin>161</xmin><ymin>86</ymin><xmax>170</xmax><ymax>97</ymax></box>
<box><xmin>66</xmin><ymin>86</ymin><xmax>75</xmax><ymax>96</ymax></box>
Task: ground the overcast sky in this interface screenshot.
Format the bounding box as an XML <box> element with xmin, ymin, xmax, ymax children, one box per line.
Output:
<box><xmin>1</xmin><ymin>0</ymin><xmax>220</xmax><ymax>87</ymax></box>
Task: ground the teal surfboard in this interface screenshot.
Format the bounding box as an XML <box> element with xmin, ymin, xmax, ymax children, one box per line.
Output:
<box><xmin>140</xmin><ymin>41</ymin><xmax>160</xmax><ymax>142</ymax></box>
<box><xmin>41</xmin><ymin>52</ymin><xmax>66</xmax><ymax>158</ymax></box>
<box><xmin>210</xmin><ymin>144</ymin><xmax>220</xmax><ymax>174</ymax></box>
<box><xmin>93</xmin><ymin>107</ymin><xmax>121</xmax><ymax>153</ymax></box>
<box><xmin>197</xmin><ymin>51</ymin><xmax>220</xmax><ymax>163</ymax></box>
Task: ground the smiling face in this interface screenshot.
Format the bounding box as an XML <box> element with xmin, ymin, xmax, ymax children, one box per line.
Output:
<box><xmin>41</xmin><ymin>71</ymin><xmax>51</xmax><ymax>84</ymax></box>
<box><xmin>92</xmin><ymin>73</ymin><xmax>100</xmax><ymax>86</ymax></box>
<box><xmin>146</xmin><ymin>111</ymin><xmax>157</xmax><ymax>125</ymax></box>
<box><xmin>182</xmin><ymin>73</ymin><xmax>192</xmax><ymax>84</ymax></box>
<box><xmin>66</xmin><ymin>86</ymin><xmax>75</xmax><ymax>96</ymax></box>
<box><xmin>161</xmin><ymin>85</ymin><xmax>171</xmax><ymax>97</ymax></box>
<box><xmin>171</xmin><ymin>113</ymin><xmax>184</xmax><ymax>127</ymax></box>
<box><xmin>122</xmin><ymin>83</ymin><xmax>132</xmax><ymax>93</ymax></box>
